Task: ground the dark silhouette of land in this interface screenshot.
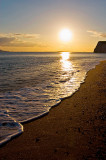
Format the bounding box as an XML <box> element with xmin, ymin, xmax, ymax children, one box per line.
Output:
<box><xmin>94</xmin><ymin>41</ymin><xmax>106</xmax><ymax>53</ymax></box>
<box><xmin>0</xmin><ymin>49</ymin><xmax>9</xmax><ymax>53</ymax></box>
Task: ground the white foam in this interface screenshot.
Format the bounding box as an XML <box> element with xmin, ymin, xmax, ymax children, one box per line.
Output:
<box><xmin>0</xmin><ymin>110</ymin><xmax>23</xmax><ymax>146</ymax></box>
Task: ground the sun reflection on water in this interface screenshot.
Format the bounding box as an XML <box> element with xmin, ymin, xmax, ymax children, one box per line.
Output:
<box><xmin>60</xmin><ymin>52</ymin><xmax>72</xmax><ymax>71</ymax></box>
<box><xmin>61</xmin><ymin>52</ymin><xmax>70</xmax><ymax>61</ymax></box>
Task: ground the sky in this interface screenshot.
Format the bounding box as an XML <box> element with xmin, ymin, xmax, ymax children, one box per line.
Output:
<box><xmin>0</xmin><ymin>0</ymin><xmax>106</xmax><ymax>52</ymax></box>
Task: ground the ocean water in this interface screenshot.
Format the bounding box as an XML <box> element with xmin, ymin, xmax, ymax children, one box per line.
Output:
<box><xmin>0</xmin><ymin>52</ymin><xmax>106</xmax><ymax>145</ymax></box>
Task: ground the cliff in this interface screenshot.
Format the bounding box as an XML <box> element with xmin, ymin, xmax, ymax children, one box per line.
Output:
<box><xmin>94</xmin><ymin>41</ymin><xmax>106</xmax><ymax>53</ymax></box>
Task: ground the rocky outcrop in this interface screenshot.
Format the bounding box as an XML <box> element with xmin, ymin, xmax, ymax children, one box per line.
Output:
<box><xmin>94</xmin><ymin>41</ymin><xmax>106</xmax><ymax>53</ymax></box>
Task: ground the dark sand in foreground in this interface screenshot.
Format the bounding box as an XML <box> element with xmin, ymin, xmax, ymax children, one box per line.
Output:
<box><xmin>0</xmin><ymin>61</ymin><xmax>106</xmax><ymax>160</ymax></box>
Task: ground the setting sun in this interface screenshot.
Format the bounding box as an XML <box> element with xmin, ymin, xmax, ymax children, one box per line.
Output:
<box><xmin>59</xmin><ymin>28</ymin><xmax>72</xmax><ymax>42</ymax></box>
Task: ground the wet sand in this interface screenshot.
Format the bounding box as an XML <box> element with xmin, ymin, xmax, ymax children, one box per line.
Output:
<box><xmin>0</xmin><ymin>61</ymin><xmax>106</xmax><ymax>160</ymax></box>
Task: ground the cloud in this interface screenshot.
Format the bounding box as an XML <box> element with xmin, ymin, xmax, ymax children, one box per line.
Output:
<box><xmin>87</xmin><ymin>30</ymin><xmax>106</xmax><ymax>38</ymax></box>
<box><xmin>14</xmin><ymin>33</ymin><xmax>40</xmax><ymax>39</ymax></box>
<box><xmin>0</xmin><ymin>33</ymin><xmax>40</xmax><ymax>39</ymax></box>
<box><xmin>0</xmin><ymin>37</ymin><xmax>16</xmax><ymax>45</ymax></box>
<box><xmin>0</xmin><ymin>33</ymin><xmax>40</xmax><ymax>47</ymax></box>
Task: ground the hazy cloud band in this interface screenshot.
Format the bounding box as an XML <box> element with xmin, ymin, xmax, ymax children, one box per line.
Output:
<box><xmin>87</xmin><ymin>30</ymin><xmax>106</xmax><ymax>38</ymax></box>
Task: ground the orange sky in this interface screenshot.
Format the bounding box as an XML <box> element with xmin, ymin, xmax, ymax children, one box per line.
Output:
<box><xmin>0</xmin><ymin>0</ymin><xmax>106</xmax><ymax>52</ymax></box>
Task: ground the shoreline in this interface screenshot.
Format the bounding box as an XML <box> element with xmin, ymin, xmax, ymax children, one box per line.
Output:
<box><xmin>0</xmin><ymin>61</ymin><xmax>106</xmax><ymax>160</ymax></box>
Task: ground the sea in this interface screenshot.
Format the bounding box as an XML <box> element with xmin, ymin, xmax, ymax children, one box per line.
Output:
<box><xmin>0</xmin><ymin>51</ymin><xmax>106</xmax><ymax>145</ymax></box>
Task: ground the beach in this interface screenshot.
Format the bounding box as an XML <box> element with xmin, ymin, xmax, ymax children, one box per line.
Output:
<box><xmin>0</xmin><ymin>61</ymin><xmax>106</xmax><ymax>160</ymax></box>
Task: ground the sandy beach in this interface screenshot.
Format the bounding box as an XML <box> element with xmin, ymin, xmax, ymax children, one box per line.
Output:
<box><xmin>0</xmin><ymin>61</ymin><xmax>106</xmax><ymax>160</ymax></box>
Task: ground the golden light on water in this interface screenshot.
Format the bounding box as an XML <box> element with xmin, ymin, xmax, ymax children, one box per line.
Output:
<box><xmin>59</xmin><ymin>28</ymin><xmax>72</xmax><ymax>42</ymax></box>
<box><xmin>60</xmin><ymin>52</ymin><xmax>72</xmax><ymax>71</ymax></box>
<box><xmin>61</xmin><ymin>52</ymin><xmax>70</xmax><ymax>61</ymax></box>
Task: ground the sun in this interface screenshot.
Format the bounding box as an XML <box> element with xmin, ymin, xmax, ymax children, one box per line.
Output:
<box><xmin>59</xmin><ymin>28</ymin><xmax>72</xmax><ymax>42</ymax></box>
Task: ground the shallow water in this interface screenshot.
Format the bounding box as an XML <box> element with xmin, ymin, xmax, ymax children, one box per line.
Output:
<box><xmin>0</xmin><ymin>52</ymin><xmax>106</xmax><ymax>145</ymax></box>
